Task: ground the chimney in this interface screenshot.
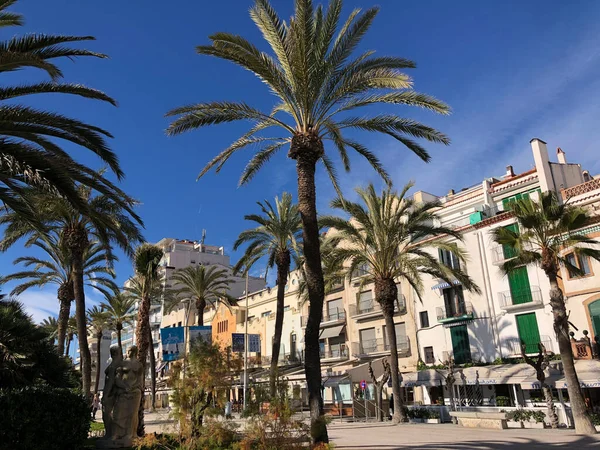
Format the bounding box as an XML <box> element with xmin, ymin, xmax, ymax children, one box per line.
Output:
<box><xmin>448</xmin><ymin>189</ymin><xmax>455</xmax><ymax>196</ymax></box>
<box><xmin>504</xmin><ymin>165</ymin><xmax>514</xmax><ymax>178</ymax></box>
<box><xmin>530</xmin><ymin>138</ymin><xmax>553</xmax><ymax>192</ymax></box>
<box><xmin>557</xmin><ymin>147</ymin><xmax>567</xmax><ymax>164</ymax></box>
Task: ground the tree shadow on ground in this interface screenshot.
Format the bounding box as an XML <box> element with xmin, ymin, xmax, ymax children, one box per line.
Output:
<box><xmin>335</xmin><ymin>435</ymin><xmax>600</xmax><ymax>450</ymax></box>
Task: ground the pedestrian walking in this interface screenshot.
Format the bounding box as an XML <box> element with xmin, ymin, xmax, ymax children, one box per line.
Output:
<box><xmin>91</xmin><ymin>393</ymin><xmax>101</xmax><ymax>420</ymax></box>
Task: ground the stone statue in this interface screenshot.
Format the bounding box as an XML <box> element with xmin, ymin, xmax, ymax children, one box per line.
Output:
<box><xmin>101</xmin><ymin>345</ymin><xmax>123</xmax><ymax>440</ymax></box>
<box><xmin>98</xmin><ymin>345</ymin><xmax>143</xmax><ymax>449</ymax></box>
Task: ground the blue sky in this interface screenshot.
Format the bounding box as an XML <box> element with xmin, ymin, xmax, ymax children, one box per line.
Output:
<box><xmin>2</xmin><ymin>0</ymin><xmax>600</xmax><ymax>324</ymax></box>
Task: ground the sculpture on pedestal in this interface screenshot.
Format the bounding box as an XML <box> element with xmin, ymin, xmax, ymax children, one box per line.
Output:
<box><xmin>98</xmin><ymin>345</ymin><xmax>143</xmax><ymax>448</ymax></box>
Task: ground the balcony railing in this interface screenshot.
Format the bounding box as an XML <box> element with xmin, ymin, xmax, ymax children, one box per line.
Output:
<box><xmin>349</xmin><ymin>295</ymin><xmax>407</xmax><ymax>319</ymax></box>
<box><xmin>351</xmin><ymin>337</ymin><xmax>410</xmax><ymax>357</ymax></box>
<box><xmin>562</xmin><ymin>178</ymin><xmax>600</xmax><ymax>200</ymax></box>
<box><xmin>505</xmin><ymin>336</ymin><xmax>553</xmax><ymax>356</ymax></box>
<box><xmin>320</xmin><ymin>345</ymin><xmax>349</xmax><ymax>360</ymax></box>
<box><xmin>261</xmin><ymin>351</ymin><xmax>304</xmax><ymax>367</ymax></box>
<box><xmin>498</xmin><ymin>286</ymin><xmax>543</xmax><ymax>311</ymax></box>
<box><xmin>436</xmin><ymin>302</ymin><xmax>474</xmax><ymax>323</ymax></box>
<box><xmin>301</xmin><ymin>307</ymin><xmax>346</xmax><ymax>327</ymax></box>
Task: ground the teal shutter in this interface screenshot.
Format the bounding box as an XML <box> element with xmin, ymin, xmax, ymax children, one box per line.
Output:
<box><xmin>589</xmin><ymin>300</ymin><xmax>600</xmax><ymax>338</ymax></box>
<box><xmin>450</xmin><ymin>325</ymin><xmax>471</xmax><ymax>364</ymax></box>
<box><xmin>516</xmin><ymin>313</ymin><xmax>541</xmax><ymax>354</ymax></box>
<box><xmin>508</xmin><ymin>266</ymin><xmax>532</xmax><ymax>304</ymax></box>
<box><xmin>502</xmin><ymin>223</ymin><xmax>519</xmax><ymax>259</ymax></box>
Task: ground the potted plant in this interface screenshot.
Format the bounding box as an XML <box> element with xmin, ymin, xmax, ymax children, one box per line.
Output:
<box><xmin>591</xmin><ymin>413</ymin><xmax>600</xmax><ymax>432</ymax></box>
<box><xmin>425</xmin><ymin>409</ymin><xmax>441</xmax><ymax>424</ymax></box>
<box><xmin>506</xmin><ymin>410</ymin><xmax>526</xmax><ymax>428</ymax></box>
<box><xmin>495</xmin><ymin>396</ymin><xmax>510</xmax><ymax>407</ymax></box>
<box><xmin>407</xmin><ymin>408</ymin><xmax>423</xmax><ymax>423</ymax></box>
<box><xmin>524</xmin><ymin>410</ymin><xmax>546</xmax><ymax>429</ymax></box>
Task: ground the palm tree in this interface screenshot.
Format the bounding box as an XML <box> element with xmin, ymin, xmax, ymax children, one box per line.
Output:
<box><xmin>1</xmin><ymin>232</ymin><xmax>117</xmax><ymax>355</ymax></box>
<box><xmin>101</xmin><ymin>292</ymin><xmax>136</xmax><ymax>354</ymax></box>
<box><xmin>165</xmin><ymin>1</ymin><xmax>449</xmax><ymax>441</ymax></box>
<box><xmin>65</xmin><ymin>316</ymin><xmax>78</xmax><ymax>357</ymax></box>
<box><xmin>233</xmin><ymin>192</ymin><xmax>301</xmax><ymax>396</ymax></box>
<box><xmin>87</xmin><ymin>305</ymin><xmax>110</xmax><ymax>394</ymax></box>
<box><xmin>170</xmin><ymin>265</ymin><xmax>232</xmax><ymax>326</ymax></box>
<box><xmin>40</xmin><ymin>316</ymin><xmax>59</xmax><ymax>341</ymax></box>
<box><xmin>0</xmin><ymin>296</ymin><xmax>78</xmax><ymax>388</ymax></box>
<box><xmin>0</xmin><ymin>186</ymin><xmax>143</xmax><ymax>395</ymax></box>
<box><xmin>321</xmin><ymin>183</ymin><xmax>479</xmax><ymax>423</ymax></box>
<box><xmin>0</xmin><ymin>0</ymin><xmax>130</xmax><ymax>220</ymax></box>
<box><xmin>132</xmin><ymin>244</ymin><xmax>164</xmax><ymax>435</ymax></box>
<box><xmin>491</xmin><ymin>192</ymin><xmax>600</xmax><ymax>434</ymax></box>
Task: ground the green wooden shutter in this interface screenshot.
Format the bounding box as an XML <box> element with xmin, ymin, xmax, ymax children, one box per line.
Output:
<box><xmin>516</xmin><ymin>313</ymin><xmax>541</xmax><ymax>354</ymax></box>
<box><xmin>450</xmin><ymin>325</ymin><xmax>471</xmax><ymax>364</ymax></box>
<box><xmin>508</xmin><ymin>266</ymin><xmax>532</xmax><ymax>304</ymax></box>
<box><xmin>502</xmin><ymin>223</ymin><xmax>519</xmax><ymax>259</ymax></box>
<box><xmin>589</xmin><ymin>301</ymin><xmax>600</xmax><ymax>337</ymax></box>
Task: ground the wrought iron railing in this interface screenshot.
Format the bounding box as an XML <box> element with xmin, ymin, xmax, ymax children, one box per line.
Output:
<box><xmin>351</xmin><ymin>337</ymin><xmax>410</xmax><ymax>357</ymax></box>
<box><xmin>498</xmin><ymin>286</ymin><xmax>542</xmax><ymax>309</ymax></box>
<box><xmin>436</xmin><ymin>302</ymin><xmax>473</xmax><ymax>322</ymax></box>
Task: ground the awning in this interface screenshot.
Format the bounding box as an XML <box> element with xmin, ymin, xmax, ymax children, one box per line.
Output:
<box><xmin>323</xmin><ymin>375</ymin><xmax>350</xmax><ymax>387</ymax></box>
<box><xmin>347</xmin><ymin>358</ymin><xmax>388</xmax><ymax>383</ymax></box>
<box><xmin>551</xmin><ymin>360</ymin><xmax>600</xmax><ymax>389</ymax></box>
<box><xmin>402</xmin><ymin>369</ymin><xmax>446</xmax><ymax>387</ymax></box>
<box><xmin>319</xmin><ymin>325</ymin><xmax>345</xmax><ymax>340</ymax></box>
<box><xmin>431</xmin><ymin>280</ymin><xmax>461</xmax><ymax>290</ymax></box>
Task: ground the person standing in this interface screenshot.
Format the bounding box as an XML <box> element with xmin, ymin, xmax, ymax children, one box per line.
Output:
<box><xmin>91</xmin><ymin>393</ymin><xmax>101</xmax><ymax>420</ymax></box>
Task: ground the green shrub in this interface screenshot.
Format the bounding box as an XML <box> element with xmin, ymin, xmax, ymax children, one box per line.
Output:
<box><xmin>590</xmin><ymin>413</ymin><xmax>600</xmax><ymax>426</ymax></box>
<box><xmin>530</xmin><ymin>410</ymin><xmax>546</xmax><ymax>423</ymax></box>
<box><xmin>0</xmin><ymin>386</ymin><xmax>90</xmax><ymax>450</ymax></box>
<box><xmin>428</xmin><ymin>409</ymin><xmax>440</xmax><ymax>419</ymax></box>
<box><xmin>495</xmin><ymin>396</ymin><xmax>510</xmax><ymax>407</ymax></box>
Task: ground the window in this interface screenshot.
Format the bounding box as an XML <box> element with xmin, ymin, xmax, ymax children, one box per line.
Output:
<box><xmin>383</xmin><ymin>322</ymin><xmax>407</xmax><ymax>350</ymax></box>
<box><xmin>261</xmin><ymin>311</ymin><xmax>271</xmax><ymax>318</ymax></box>
<box><xmin>439</xmin><ymin>248</ymin><xmax>460</xmax><ymax>270</ymax></box>
<box><xmin>359</xmin><ymin>327</ymin><xmax>377</xmax><ymax>354</ymax></box>
<box><xmin>283</xmin><ymin>305</ymin><xmax>291</xmax><ymax>312</ymax></box>
<box><xmin>443</xmin><ymin>286</ymin><xmax>466</xmax><ymax>317</ymax></box>
<box><xmin>502</xmin><ymin>189</ymin><xmax>541</xmax><ymax>211</ymax></box>
<box><xmin>178</xmin><ymin>321</ymin><xmax>182</xmax><ymax>327</ymax></box>
<box><xmin>566</xmin><ymin>253</ymin><xmax>592</xmax><ymax>278</ymax></box>
<box><xmin>357</xmin><ymin>291</ymin><xmax>374</xmax><ymax>314</ymax></box>
<box><xmin>327</xmin><ymin>298</ymin><xmax>344</xmax><ymax>320</ymax></box>
<box><xmin>419</xmin><ymin>311</ymin><xmax>430</xmax><ymax>329</ymax></box>
<box><xmin>424</xmin><ymin>346</ymin><xmax>435</xmax><ymax>364</ymax></box>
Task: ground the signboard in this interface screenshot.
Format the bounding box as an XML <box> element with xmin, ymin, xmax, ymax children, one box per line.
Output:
<box><xmin>189</xmin><ymin>326</ymin><xmax>212</xmax><ymax>344</ymax></box>
<box><xmin>231</xmin><ymin>333</ymin><xmax>261</xmax><ymax>353</ymax></box>
<box><xmin>360</xmin><ymin>380</ymin><xmax>367</xmax><ymax>390</ymax></box>
<box><xmin>160</xmin><ymin>327</ymin><xmax>184</xmax><ymax>361</ymax></box>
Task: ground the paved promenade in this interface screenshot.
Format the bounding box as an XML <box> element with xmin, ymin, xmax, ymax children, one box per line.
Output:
<box><xmin>328</xmin><ymin>422</ymin><xmax>600</xmax><ymax>450</ymax></box>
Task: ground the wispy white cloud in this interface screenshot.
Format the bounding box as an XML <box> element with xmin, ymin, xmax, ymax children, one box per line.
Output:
<box><xmin>16</xmin><ymin>288</ymin><xmax>104</xmax><ymax>324</ymax></box>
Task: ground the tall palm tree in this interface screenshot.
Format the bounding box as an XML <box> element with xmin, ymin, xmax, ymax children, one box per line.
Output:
<box><xmin>491</xmin><ymin>192</ymin><xmax>600</xmax><ymax>435</ymax></box>
<box><xmin>170</xmin><ymin>265</ymin><xmax>232</xmax><ymax>326</ymax></box>
<box><xmin>87</xmin><ymin>305</ymin><xmax>110</xmax><ymax>394</ymax></box>
<box><xmin>132</xmin><ymin>244</ymin><xmax>164</xmax><ymax>435</ymax></box>
<box><xmin>0</xmin><ymin>0</ymin><xmax>129</xmax><ymax>220</ymax></box>
<box><xmin>321</xmin><ymin>183</ymin><xmax>478</xmax><ymax>423</ymax></box>
<box><xmin>100</xmin><ymin>292</ymin><xmax>136</xmax><ymax>354</ymax></box>
<box><xmin>1</xmin><ymin>232</ymin><xmax>117</xmax><ymax>355</ymax></box>
<box><xmin>233</xmin><ymin>192</ymin><xmax>301</xmax><ymax>396</ymax></box>
<box><xmin>165</xmin><ymin>1</ymin><xmax>449</xmax><ymax>441</ymax></box>
<box><xmin>65</xmin><ymin>315</ymin><xmax>77</xmax><ymax>357</ymax></box>
<box><xmin>0</xmin><ymin>186</ymin><xmax>143</xmax><ymax>395</ymax></box>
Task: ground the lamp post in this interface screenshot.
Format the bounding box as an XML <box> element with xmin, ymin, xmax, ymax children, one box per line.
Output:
<box><xmin>243</xmin><ymin>272</ymin><xmax>249</xmax><ymax>412</ymax></box>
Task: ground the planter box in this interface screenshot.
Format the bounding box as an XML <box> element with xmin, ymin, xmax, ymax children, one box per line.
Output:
<box><xmin>409</xmin><ymin>419</ymin><xmax>423</xmax><ymax>423</ymax></box>
<box><xmin>507</xmin><ymin>421</ymin><xmax>523</xmax><ymax>429</ymax></box>
<box><xmin>523</xmin><ymin>422</ymin><xmax>545</xmax><ymax>429</ymax></box>
<box><xmin>425</xmin><ymin>419</ymin><xmax>441</xmax><ymax>424</ymax></box>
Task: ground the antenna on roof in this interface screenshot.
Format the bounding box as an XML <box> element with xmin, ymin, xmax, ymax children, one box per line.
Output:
<box><xmin>201</xmin><ymin>229</ymin><xmax>206</xmax><ymax>245</ymax></box>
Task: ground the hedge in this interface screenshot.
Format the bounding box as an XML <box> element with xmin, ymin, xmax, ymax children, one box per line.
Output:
<box><xmin>0</xmin><ymin>386</ymin><xmax>91</xmax><ymax>450</ymax></box>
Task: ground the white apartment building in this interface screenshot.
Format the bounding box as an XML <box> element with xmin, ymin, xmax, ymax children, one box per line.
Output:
<box><xmin>76</xmin><ymin>330</ymin><xmax>112</xmax><ymax>391</ymax></box>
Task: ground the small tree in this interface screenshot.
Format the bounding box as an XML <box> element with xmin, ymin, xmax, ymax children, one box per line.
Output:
<box><xmin>368</xmin><ymin>358</ymin><xmax>391</xmax><ymax>422</ymax></box>
<box><xmin>521</xmin><ymin>342</ymin><xmax>559</xmax><ymax>429</ymax></box>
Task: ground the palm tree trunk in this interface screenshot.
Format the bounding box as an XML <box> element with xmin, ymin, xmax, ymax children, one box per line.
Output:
<box><xmin>291</xmin><ymin>137</ymin><xmax>328</xmax><ymax>444</ymax></box>
<box><xmin>547</xmin><ymin>272</ymin><xmax>595</xmax><ymax>434</ymax></box>
<box><xmin>148</xmin><ymin>326</ymin><xmax>157</xmax><ymax>411</ymax></box>
<box><xmin>72</xmin><ymin>257</ymin><xmax>91</xmax><ymax>395</ymax></box>
<box><xmin>94</xmin><ymin>331</ymin><xmax>102</xmax><ymax>393</ymax></box>
<box><xmin>376</xmin><ymin>278</ymin><xmax>406</xmax><ymax>423</ymax></box>
<box><xmin>135</xmin><ymin>294</ymin><xmax>151</xmax><ymax>437</ymax></box>
<box><xmin>117</xmin><ymin>326</ymin><xmax>123</xmax><ymax>354</ymax></box>
<box><xmin>56</xmin><ymin>295</ymin><xmax>70</xmax><ymax>356</ymax></box>
<box><xmin>196</xmin><ymin>298</ymin><xmax>206</xmax><ymax>326</ymax></box>
<box><xmin>66</xmin><ymin>335</ymin><xmax>72</xmax><ymax>357</ymax></box>
<box><xmin>270</xmin><ymin>252</ymin><xmax>290</xmax><ymax>397</ymax></box>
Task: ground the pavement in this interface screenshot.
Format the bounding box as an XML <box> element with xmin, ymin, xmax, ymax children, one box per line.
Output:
<box><xmin>327</xmin><ymin>422</ymin><xmax>600</xmax><ymax>450</ymax></box>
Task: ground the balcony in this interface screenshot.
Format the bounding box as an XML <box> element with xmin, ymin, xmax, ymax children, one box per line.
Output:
<box><xmin>320</xmin><ymin>345</ymin><xmax>349</xmax><ymax>362</ymax></box>
<box><xmin>261</xmin><ymin>351</ymin><xmax>303</xmax><ymax>367</ymax></box>
<box><xmin>301</xmin><ymin>307</ymin><xmax>346</xmax><ymax>328</ymax></box>
<box><xmin>505</xmin><ymin>336</ymin><xmax>553</xmax><ymax>356</ymax></box>
<box><xmin>349</xmin><ymin>295</ymin><xmax>407</xmax><ymax>320</ymax></box>
<box><xmin>498</xmin><ymin>287</ymin><xmax>543</xmax><ymax>312</ymax></box>
<box><xmin>351</xmin><ymin>337</ymin><xmax>410</xmax><ymax>358</ymax></box>
<box><xmin>436</xmin><ymin>302</ymin><xmax>474</xmax><ymax>324</ymax></box>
